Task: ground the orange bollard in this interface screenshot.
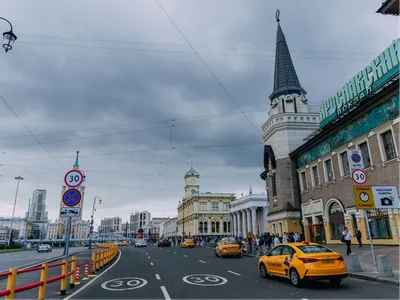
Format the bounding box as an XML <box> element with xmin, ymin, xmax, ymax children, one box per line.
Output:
<box><xmin>74</xmin><ymin>266</ymin><xmax>81</xmax><ymax>285</ymax></box>
<box><xmin>83</xmin><ymin>262</ymin><xmax>89</xmax><ymax>280</ymax></box>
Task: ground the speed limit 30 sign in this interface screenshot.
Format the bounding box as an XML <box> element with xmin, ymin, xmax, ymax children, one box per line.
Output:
<box><xmin>352</xmin><ymin>169</ymin><xmax>368</xmax><ymax>185</ymax></box>
<box><xmin>64</xmin><ymin>169</ymin><xmax>84</xmax><ymax>188</ymax></box>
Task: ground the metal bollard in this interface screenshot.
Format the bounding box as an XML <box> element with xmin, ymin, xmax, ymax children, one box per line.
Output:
<box><xmin>70</xmin><ymin>256</ymin><xmax>76</xmax><ymax>288</ymax></box>
<box><xmin>5</xmin><ymin>269</ymin><xmax>17</xmax><ymax>300</ymax></box>
<box><xmin>91</xmin><ymin>252</ymin><xmax>96</xmax><ymax>275</ymax></box>
<box><xmin>60</xmin><ymin>260</ymin><xmax>68</xmax><ymax>295</ymax></box>
<box><xmin>37</xmin><ymin>264</ymin><xmax>48</xmax><ymax>300</ymax></box>
<box><xmin>348</xmin><ymin>253</ymin><xmax>363</xmax><ymax>273</ymax></box>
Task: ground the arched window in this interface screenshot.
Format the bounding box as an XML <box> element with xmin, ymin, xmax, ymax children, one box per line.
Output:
<box><xmin>272</xmin><ymin>223</ymin><xmax>276</xmax><ymax>234</ymax></box>
<box><xmin>227</xmin><ymin>221</ymin><xmax>231</xmax><ymax>233</ymax></box>
<box><xmin>203</xmin><ymin>221</ymin><xmax>208</xmax><ymax>233</ymax></box>
<box><xmin>199</xmin><ymin>221</ymin><xmax>203</xmax><ymax>234</ymax></box>
<box><xmin>211</xmin><ymin>221</ymin><xmax>216</xmax><ymax>233</ymax></box>
<box><xmin>329</xmin><ymin>202</ymin><xmax>345</xmax><ymax>240</ymax></box>
<box><xmin>278</xmin><ymin>222</ymin><xmax>283</xmax><ymax>236</ymax></box>
<box><xmin>223</xmin><ymin>222</ymin><xmax>227</xmax><ymax>233</ymax></box>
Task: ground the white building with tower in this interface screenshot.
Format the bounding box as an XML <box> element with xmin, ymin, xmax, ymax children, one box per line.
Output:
<box><xmin>229</xmin><ymin>192</ymin><xmax>268</xmax><ymax>237</ymax></box>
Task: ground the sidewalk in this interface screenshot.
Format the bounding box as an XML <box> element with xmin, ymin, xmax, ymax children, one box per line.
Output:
<box><xmin>326</xmin><ymin>244</ymin><xmax>399</xmax><ymax>286</ymax></box>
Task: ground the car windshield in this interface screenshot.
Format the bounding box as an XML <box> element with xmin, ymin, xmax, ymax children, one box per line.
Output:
<box><xmin>223</xmin><ymin>241</ymin><xmax>238</xmax><ymax>245</ymax></box>
<box><xmin>297</xmin><ymin>245</ymin><xmax>334</xmax><ymax>253</ymax></box>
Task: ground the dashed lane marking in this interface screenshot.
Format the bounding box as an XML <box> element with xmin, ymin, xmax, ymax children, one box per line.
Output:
<box><xmin>150</xmin><ymin>262</ymin><xmax>154</xmax><ymax>266</ymax></box>
<box><xmin>155</xmin><ymin>274</ymin><xmax>161</xmax><ymax>280</ymax></box>
<box><xmin>148</xmin><ymin>256</ymin><xmax>151</xmax><ymax>259</ymax></box>
<box><xmin>184</xmin><ymin>255</ymin><xmax>188</xmax><ymax>257</ymax></box>
<box><xmin>227</xmin><ymin>270</ymin><xmax>241</xmax><ymax>276</ymax></box>
<box><xmin>174</xmin><ymin>252</ymin><xmax>177</xmax><ymax>254</ymax></box>
<box><xmin>199</xmin><ymin>260</ymin><xmax>206</xmax><ymax>264</ymax></box>
<box><xmin>161</xmin><ymin>286</ymin><xmax>171</xmax><ymax>300</ymax></box>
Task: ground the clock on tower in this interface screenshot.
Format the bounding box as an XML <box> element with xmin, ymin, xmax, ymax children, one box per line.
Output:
<box><xmin>184</xmin><ymin>167</ymin><xmax>200</xmax><ymax>198</ymax></box>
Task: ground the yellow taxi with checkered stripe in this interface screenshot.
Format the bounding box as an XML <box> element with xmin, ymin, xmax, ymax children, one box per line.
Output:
<box><xmin>215</xmin><ymin>237</ymin><xmax>242</xmax><ymax>258</ymax></box>
<box><xmin>258</xmin><ymin>241</ymin><xmax>347</xmax><ymax>287</ymax></box>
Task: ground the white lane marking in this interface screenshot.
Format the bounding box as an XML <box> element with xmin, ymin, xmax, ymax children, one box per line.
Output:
<box><xmin>184</xmin><ymin>255</ymin><xmax>188</xmax><ymax>257</ymax></box>
<box><xmin>148</xmin><ymin>256</ymin><xmax>151</xmax><ymax>259</ymax></box>
<box><xmin>174</xmin><ymin>252</ymin><xmax>177</xmax><ymax>254</ymax></box>
<box><xmin>63</xmin><ymin>249</ymin><xmax>121</xmax><ymax>300</ymax></box>
<box><xmin>199</xmin><ymin>260</ymin><xmax>206</xmax><ymax>264</ymax></box>
<box><xmin>150</xmin><ymin>262</ymin><xmax>154</xmax><ymax>266</ymax></box>
<box><xmin>155</xmin><ymin>274</ymin><xmax>161</xmax><ymax>280</ymax></box>
<box><xmin>196</xmin><ymin>254</ymin><xmax>199</xmax><ymax>256</ymax></box>
<box><xmin>161</xmin><ymin>286</ymin><xmax>171</xmax><ymax>300</ymax></box>
<box><xmin>227</xmin><ymin>270</ymin><xmax>241</xmax><ymax>276</ymax></box>
<box><xmin>301</xmin><ymin>299</ymin><xmax>308</xmax><ymax>300</ymax></box>
<box><xmin>166</xmin><ymin>250</ymin><xmax>170</xmax><ymax>252</ymax></box>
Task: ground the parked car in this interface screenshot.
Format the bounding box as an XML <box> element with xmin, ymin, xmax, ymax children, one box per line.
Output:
<box><xmin>157</xmin><ymin>239</ymin><xmax>171</xmax><ymax>247</ymax></box>
<box><xmin>37</xmin><ymin>244</ymin><xmax>52</xmax><ymax>253</ymax></box>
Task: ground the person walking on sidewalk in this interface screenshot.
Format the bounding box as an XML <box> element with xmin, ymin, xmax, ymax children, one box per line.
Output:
<box><xmin>342</xmin><ymin>227</ymin><xmax>353</xmax><ymax>255</ymax></box>
<box><xmin>355</xmin><ymin>229</ymin><xmax>362</xmax><ymax>247</ymax></box>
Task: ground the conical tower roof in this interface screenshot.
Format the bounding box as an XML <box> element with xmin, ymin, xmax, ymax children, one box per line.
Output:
<box><xmin>269</xmin><ymin>10</ymin><xmax>306</xmax><ymax>100</ymax></box>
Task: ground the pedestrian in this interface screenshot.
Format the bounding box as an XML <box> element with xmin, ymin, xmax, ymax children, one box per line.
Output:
<box><xmin>342</xmin><ymin>227</ymin><xmax>353</xmax><ymax>255</ymax></box>
<box><xmin>273</xmin><ymin>234</ymin><xmax>280</xmax><ymax>247</ymax></box>
<box><xmin>355</xmin><ymin>229</ymin><xmax>362</xmax><ymax>247</ymax></box>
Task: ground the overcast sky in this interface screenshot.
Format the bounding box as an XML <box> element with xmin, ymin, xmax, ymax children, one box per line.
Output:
<box><xmin>0</xmin><ymin>0</ymin><xmax>398</xmax><ymax>228</ymax></box>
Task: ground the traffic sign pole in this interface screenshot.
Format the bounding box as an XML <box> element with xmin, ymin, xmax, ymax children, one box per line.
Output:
<box><xmin>64</xmin><ymin>217</ymin><xmax>72</xmax><ymax>260</ymax></box>
<box><xmin>363</xmin><ymin>210</ymin><xmax>378</xmax><ymax>272</ymax></box>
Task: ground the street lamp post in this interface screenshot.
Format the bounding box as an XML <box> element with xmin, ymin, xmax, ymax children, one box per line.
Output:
<box><xmin>89</xmin><ymin>196</ymin><xmax>102</xmax><ymax>249</ymax></box>
<box><xmin>8</xmin><ymin>176</ymin><xmax>23</xmax><ymax>247</ymax></box>
<box><xmin>0</xmin><ymin>17</ymin><xmax>17</xmax><ymax>52</ymax></box>
<box><xmin>181</xmin><ymin>198</ymin><xmax>185</xmax><ymax>237</ymax></box>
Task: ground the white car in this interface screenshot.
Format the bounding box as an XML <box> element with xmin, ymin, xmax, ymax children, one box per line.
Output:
<box><xmin>37</xmin><ymin>244</ymin><xmax>52</xmax><ymax>253</ymax></box>
<box><xmin>135</xmin><ymin>240</ymin><xmax>147</xmax><ymax>247</ymax></box>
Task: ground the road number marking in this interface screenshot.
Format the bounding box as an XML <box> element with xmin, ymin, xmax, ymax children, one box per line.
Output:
<box><xmin>101</xmin><ymin>277</ymin><xmax>147</xmax><ymax>291</ymax></box>
<box><xmin>183</xmin><ymin>274</ymin><xmax>227</xmax><ymax>286</ymax></box>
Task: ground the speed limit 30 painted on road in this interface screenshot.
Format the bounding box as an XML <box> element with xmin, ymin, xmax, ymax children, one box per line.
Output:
<box><xmin>64</xmin><ymin>169</ymin><xmax>84</xmax><ymax>188</ymax></box>
<box><xmin>352</xmin><ymin>169</ymin><xmax>368</xmax><ymax>185</ymax></box>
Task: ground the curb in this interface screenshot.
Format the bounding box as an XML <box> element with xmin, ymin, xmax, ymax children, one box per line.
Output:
<box><xmin>349</xmin><ymin>273</ymin><xmax>399</xmax><ymax>286</ymax></box>
<box><xmin>0</xmin><ymin>249</ymin><xmax>91</xmax><ymax>280</ymax></box>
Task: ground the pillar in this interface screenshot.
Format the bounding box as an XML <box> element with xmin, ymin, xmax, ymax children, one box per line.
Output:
<box><xmin>237</xmin><ymin>213</ymin><xmax>241</xmax><ymax>237</ymax></box>
<box><xmin>247</xmin><ymin>209</ymin><xmax>251</xmax><ymax>236</ymax></box>
<box><xmin>233</xmin><ymin>213</ymin><xmax>237</xmax><ymax>236</ymax></box>
<box><xmin>241</xmin><ymin>210</ymin><xmax>246</xmax><ymax>237</ymax></box>
<box><xmin>263</xmin><ymin>207</ymin><xmax>268</xmax><ymax>234</ymax></box>
<box><xmin>251</xmin><ymin>207</ymin><xmax>257</xmax><ymax>236</ymax></box>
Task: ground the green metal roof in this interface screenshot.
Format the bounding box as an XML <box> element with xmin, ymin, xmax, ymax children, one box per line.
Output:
<box><xmin>187</xmin><ymin>167</ymin><xmax>197</xmax><ymax>173</ymax></box>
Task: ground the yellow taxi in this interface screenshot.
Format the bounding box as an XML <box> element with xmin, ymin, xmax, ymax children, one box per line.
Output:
<box><xmin>181</xmin><ymin>239</ymin><xmax>196</xmax><ymax>248</ymax></box>
<box><xmin>258</xmin><ymin>241</ymin><xmax>347</xmax><ymax>287</ymax></box>
<box><xmin>215</xmin><ymin>237</ymin><xmax>242</xmax><ymax>258</ymax></box>
<box><xmin>119</xmin><ymin>241</ymin><xmax>128</xmax><ymax>246</ymax></box>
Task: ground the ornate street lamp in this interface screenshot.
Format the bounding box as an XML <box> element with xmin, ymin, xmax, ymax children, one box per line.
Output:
<box><xmin>0</xmin><ymin>17</ymin><xmax>17</xmax><ymax>52</ymax></box>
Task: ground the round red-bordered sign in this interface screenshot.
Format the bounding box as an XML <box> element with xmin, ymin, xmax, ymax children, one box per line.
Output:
<box><xmin>62</xmin><ymin>189</ymin><xmax>82</xmax><ymax>207</ymax></box>
<box><xmin>352</xmin><ymin>169</ymin><xmax>367</xmax><ymax>185</ymax></box>
<box><xmin>64</xmin><ymin>169</ymin><xmax>84</xmax><ymax>188</ymax></box>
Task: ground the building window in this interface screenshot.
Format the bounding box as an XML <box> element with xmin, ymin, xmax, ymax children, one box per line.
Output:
<box><xmin>223</xmin><ymin>222</ymin><xmax>227</xmax><ymax>233</ymax></box>
<box><xmin>329</xmin><ymin>202</ymin><xmax>345</xmax><ymax>240</ymax></box>
<box><xmin>216</xmin><ymin>221</ymin><xmax>220</xmax><ymax>233</ymax></box>
<box><xmin>358</xmin><ymin>142</ymin><xmax>372</xmax><ymax>168</ymax></box>
<box><xmin>300</xmin><ymin>171</ymin><xmax>307</xmax><ymax>191</ymax></box>
<box><xmin>382</xmin><ymin>130</ymin><xmax>397</xmax><ymax>161</ymax></box>
<box><xmin>227</xmin><ymin>221</ymin><xmax>230</xmax><ymax>232</ymax></box>
<box><xmin>340</xmin><ymin>152</ymin><xmax>350</xmax><ymax>176</ymax></box>
<box><xmin>311</xmin><ymin>165</ymin><xmax>320</xmax><ymax>186</ymax></box>
<box><xmin>325</xmin><ymin>159</ymin><xmax>334</xmax><ymax>182</ymax></box>
<box><xmin>224</xmin><ymin>204</ymin><xmax>230</xmax><ymax>210</ymax></box>
<box><xmin>211</xmin><ymin>221</ymin><xmax>216</xmax><ymax>233</ymax></box>
<box><xmin>367</xmin><ymin>210</ymin><xmax>393</xmax><ymax>239</ymax></box>
<box><xmin>278</xmin><ymin>222</ymin><xmax>283</xmax><ymax>236</ymax></box>
<box><xmin>211</xmin><ymin>203</ymin><xmax>219</xmax><ymax>211</ymax></box>
<box><xmin>199</xmin><ymin>203</ymin><xmax>207</xmax><ymax>211</ymax></box>
<box><xmin>272</xmin><ymin>223</ymin><xmax>276</xmax><ymax>234</ymax></box>
<box><xmin>203</xmin><ymin>221</ymin><xmax>208</xmax><ymax>233</ymax></box>
<box><xmin>271</xmin><ymin>174</ymin><xmax>277</xmax><ymax>197</ymax></box>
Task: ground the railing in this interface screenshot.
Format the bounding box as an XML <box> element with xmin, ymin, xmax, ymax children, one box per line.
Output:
<box><xmin>0</xmin><ymin>244</ymin><xmax>119</xmax><ymax>299</ymax></box>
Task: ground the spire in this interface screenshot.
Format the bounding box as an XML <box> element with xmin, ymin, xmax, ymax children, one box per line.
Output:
<box><xmin>269</xmin><ymin>10</ymin><xmax>306</xmax><ymax>100</ymax></box>
<box><xmin>73</xmin><ymin>150</ymin><xmax>79</xmax><ymax>170</ymax></box>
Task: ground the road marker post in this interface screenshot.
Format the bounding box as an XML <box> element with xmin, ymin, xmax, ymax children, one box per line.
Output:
<box><xmin>83</xmin><ymin>262</ymin><xmax>89</xmax><ymax>280</ymax></box>
<box><xmin>60</xmin><ymin>260</ymin><xmax>68</xmax><ymax>295</ymax></box>
<box><xmin>74</xmin><ymin>266</ymin><xmax>81</xmax><ymax>286</ymax></box>
<box><xmin>90</xmin><ymin>252</ymin><xmax>96</xmax><ymax>277</ymax></box>
<box><xmin>38</xmin><ymin>264</ymin><xmax>48</xmax><ymax>300</ymax></box>
<box><xmin>5</xmin><ymin>269</ymin><xmax>17</xmax><ymax>300</ymax></box>
<box><xmin>70</xmin><ymin>256</ymin><xmax>77</xmax><ymax>288</ymax></box>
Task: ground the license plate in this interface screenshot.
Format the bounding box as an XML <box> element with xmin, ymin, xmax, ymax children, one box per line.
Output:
<box><xmin>322</xmin><ymin>259</ymin><xmax>334</xmax><ymax>264</ymax></box>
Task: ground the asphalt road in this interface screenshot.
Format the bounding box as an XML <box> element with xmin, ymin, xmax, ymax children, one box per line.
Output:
<box><xmin>66</xmin><ymin>244</ymin><xmax>399</xmax><ymax>300</ymax></box>
<box><xmin>0</xmin><ymin>247</ymin><xmax>87</xmax><ymax>272</ymax></box>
